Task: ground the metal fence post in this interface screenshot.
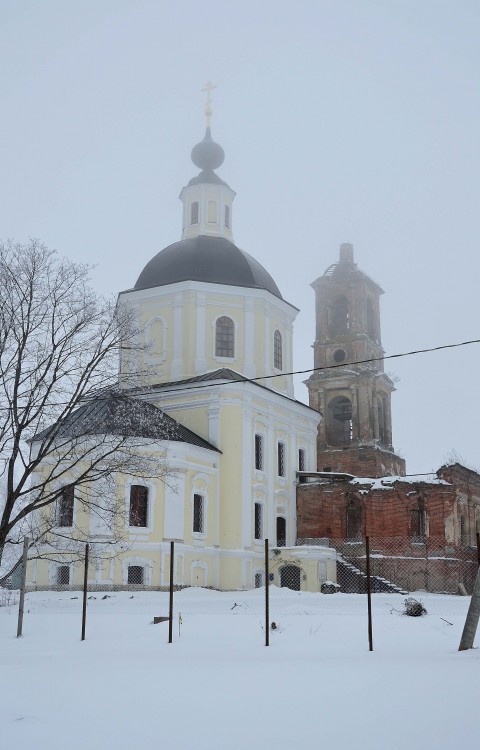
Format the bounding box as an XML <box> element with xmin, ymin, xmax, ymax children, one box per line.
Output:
<box><xmin>168</xmin><ymin>541</ymin><xmax>174</xmax><ymax>644</ymax></box>
<box><xmin>81</xmin><ymin>543</ymin><xmax>89</xmax><ymax>641</ymax></box>
<box><xmin>265</xmin><ymin>538</ymin><xmax>269</xmax><ymax>647</ymax></box>
<box><xmin>365</xmin><ymin>536</ymin><xmax>373</xmax><ymax>652</ymax></box>
<box><xmin>16</xmin><ymin>537</ymin><xmax>29</xmax><ymax>638</ymax></box>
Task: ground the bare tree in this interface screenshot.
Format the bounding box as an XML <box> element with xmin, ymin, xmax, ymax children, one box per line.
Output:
<box><xmin>0</xmin><ymin>240</ymin><xmax>172</xmax><ymax>577</ymax></box>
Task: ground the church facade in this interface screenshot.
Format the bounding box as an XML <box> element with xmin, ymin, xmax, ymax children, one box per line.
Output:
<box><xmin>27</xmin><ymin>113</ymin><xmax>335</xmax><ymax>592</ymax></box>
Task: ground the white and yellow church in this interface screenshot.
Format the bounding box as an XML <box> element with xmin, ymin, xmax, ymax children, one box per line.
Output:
<box><xmin>27</xmin><ymin>99</ymin><xmax>336</xmax><ymax>592</ymax></box>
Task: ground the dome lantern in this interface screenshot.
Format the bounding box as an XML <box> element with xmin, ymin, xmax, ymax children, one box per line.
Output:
<box><xmin>179</xmin><ymin>83</ymin><xmax>235</xmax><ymax>242</ymax></box>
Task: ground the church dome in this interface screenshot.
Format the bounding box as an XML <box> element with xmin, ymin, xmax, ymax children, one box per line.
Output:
<box><xmin>191</xmin><ymin>127</ymin><xmax>225</xmax><ymax>171</ymax></box>
<box><xmin>134</xmin><ymin>235</ymin><xmax>283</xmax><ymax>299</ymax></box>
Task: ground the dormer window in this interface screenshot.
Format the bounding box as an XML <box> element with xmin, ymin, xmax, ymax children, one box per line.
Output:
<box><xmin>224</xmin><ymin>205</ymin><xmax>230</xmax><ymax>229</ymax></box>
<box><xmin>190</xmin><ymin>202</ymin><xmax>199</xmax><ymax>225</ymax></box>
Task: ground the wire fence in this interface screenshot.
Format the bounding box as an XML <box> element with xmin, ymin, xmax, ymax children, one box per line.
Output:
<box><xmin>2</xmin><ymin>535</ymin><xmax>479</xmax><ymax>648</ymax></box>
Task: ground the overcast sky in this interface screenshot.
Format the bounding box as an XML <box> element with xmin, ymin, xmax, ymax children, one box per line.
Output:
<box><xmin>1</xmin><ymin>0</ymin><xmax>479</xmax><ymax>474</ymax></box>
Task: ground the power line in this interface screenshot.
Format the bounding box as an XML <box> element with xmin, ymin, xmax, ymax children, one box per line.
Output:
<box><xmin>146</xmin><ymin>337</ymin><xmax>480</xmax><ymax>395</ymax></box>
<box><xmin>1</xmin><ymin>337</ymin><xmax>479</xmax><ymax>408</ymax></box>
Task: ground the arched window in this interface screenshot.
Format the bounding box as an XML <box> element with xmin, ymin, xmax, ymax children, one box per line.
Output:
<box><xmin>57</xmin><ymin>486</ymin><xmax>74</xmax><ymax>527</ymax></box>
<box><xmin>276</xmin><ymin>516</ymin><xmax>286</xmax><ymax>547</ymax></box>
<box><xmin>326</xmin><ymin>396</ymin><xmax>353</xmax><ymax>445</ymax></box>
<box><xmin>411</xmin><ymin>498</ymin><xmax>426</xmax><ymax>543</ymax></box>
<box><xmin>255</xmin><ymin>434</ymin><xmax>264</xmax><ymax>471</ymax></box>
<box><xmin>366</xmin><ymin>298</ymin><xmax>377</xmax><ymax>341</ymax></box>
<box><xmin>280</xmin><ymin>565</ymin><xmax>301</xmax><ymax>591</ymax></box>
<box><xmin>254</xmin><ymin>503</ymin><xmax>263</xmax><ymax>540</ymax></box>
<box><xmin>146</xmin><ymin>317</ymin><xmax>165</xmax><ymax>360</ymax></box>
<box><xmin>346</xmin><ymin>498</ymin><xmax>362</xmax><ymax>541</ymax></box>
<box><xmin>327</xmin><ymin>296</ymin><xmax>350</xmax><ymax>336</ymax></box>
<box><xmin>273</xmin><ymin>330</ymin><xmax>282</xmax><ymax>370</ymax></box>
<box><xmin>377</xmin><ymin>397</ymin><xmax>386</xmax><ymax>445</ymax></box>
<box><xmin>129</xmin><ymin>485</ymin><xmax>148</xmax><ymax>527</ymax></box>
<box><xmin>193</xmin><ymin>493</ymin><xmax>205</xmax><ymax>534</ymax></box>
<box><xmin>215</xmin><ymin>316</ymin><xmax>234</xmax><ymax>358</ymax></box>
<box><xmin>254</xmin><ymin>571</ymin><xmax>264</xmax><ymax>588</ymax></box>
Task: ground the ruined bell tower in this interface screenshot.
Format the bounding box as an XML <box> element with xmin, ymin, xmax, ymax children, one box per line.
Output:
<box><xmin>306</xmin><ymin>243</ymin><xmax>405</xmax><ymax>477</ymax></box>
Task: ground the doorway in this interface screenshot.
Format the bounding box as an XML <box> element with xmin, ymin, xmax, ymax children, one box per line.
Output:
<box><xmin>280</xmin><ymin>565</ymin><xmax>301</xmax><ymax>591</ymax></box>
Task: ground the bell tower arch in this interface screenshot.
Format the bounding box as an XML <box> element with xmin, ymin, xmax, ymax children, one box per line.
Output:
<box><xmin>306</xmin><ymin>243</ymin><xmax>405</xmax><ymax>477</ymax></box>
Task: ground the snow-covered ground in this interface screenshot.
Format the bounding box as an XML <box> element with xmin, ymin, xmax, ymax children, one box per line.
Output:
<box><xmin>1</xmin><ymin>588</ymin><xmax>478</xmax><ymax>750</ymax></box>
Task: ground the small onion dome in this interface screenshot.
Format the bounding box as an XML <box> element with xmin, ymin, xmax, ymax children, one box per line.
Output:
<box><xmin>191</xmin><ymin>127</ymin><xmax>225</xmax><ymax>171</ymax></box>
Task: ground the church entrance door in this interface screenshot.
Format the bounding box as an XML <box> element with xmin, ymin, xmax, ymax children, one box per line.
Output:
<box><xmin>280</xmin><ymin>565</ymin><xmax>301</xmax><ymax>591</ymax></box>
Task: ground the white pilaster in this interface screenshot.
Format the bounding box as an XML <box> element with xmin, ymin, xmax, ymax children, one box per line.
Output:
<box><xmin>171</xmin><ymin>293</ymin><xmax>184</xmax><ymax>379</ymax></box>
<box><xmin>194</xmin><ymin>292</ymin><xmax>208</xmax><ymax>374</ymax></box>
<box><xmin>244</xmin><ymin>298</ymin><xmax>256</xmax><ymax>378</ymax></box>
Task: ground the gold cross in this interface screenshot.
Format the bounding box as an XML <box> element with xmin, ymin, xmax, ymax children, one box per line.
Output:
<box><xmin>202</xmin><ymin>81</ymin><xmax>216</xmax><ymax>127</ymax></box>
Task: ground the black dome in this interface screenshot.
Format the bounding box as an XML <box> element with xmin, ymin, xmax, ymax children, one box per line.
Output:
<box><xmin>191</xmin><ymin>127</ymin><xmax>225</xmax><ymax>171</ymax></box>
<box><xmin>134</xmin><ymin>236</ymin><xmax>283</xmax><ymax>299</ymax></box>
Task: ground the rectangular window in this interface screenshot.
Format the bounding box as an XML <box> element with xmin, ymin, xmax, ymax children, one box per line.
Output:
<box><xmin>274</xmin><ymin>330</ymin><xmax>282</xmax><ymax>370</ymax></box>
<box><xmin>410</xmin><ymin>509</ymin><xmax>426</xmax><ymax>542</ymax></box>
<box><xmin>254</xmin><ymin>572</ymin><xmax>263</xmax><ymax>588</ymax></box>
<box><xmin>215</xmin><ymin>317</ymin><xmax>234</xmax><ymax>358</ymax></box>
<box><xmin>57</xmin><ymin>566</ymin><xmax>70</xmax><ymax>585</ymax></box>
<box><xmin>58</xmin><ymin>486</ymin><xmax>74</xmax><ymax>527</ymax></box>
<box><xmin>298</xmin><ymin>448</ymin><xmax>306</xmax><ymax>472</ymax></box>
<box><xmin>460</xmin><ymin>516</ymin><xmax>467</xmax><ymax>546</ymax></box>
<box><xmin>224</xmin><ymin>205</ymin><xmax>230</xmax><ymax>229</ymax></box>
<box><xmin>128</xmin><ymin>565</ymin><xmax>144</xmax><ymax>585</ymax></box>
<box><xmin>254</xmin><ymin>503</ymin><xmax>263</xmax><ymax>540</ymax></box>
<box><xmin>190</xmin><ymin>201</ymin><xmax>199</xmax><ymax>225</ymax></box>
<box><xmin>207</xmin><ymin>200</ymin><xmax>217</xmax><ymax>223</ymax></box>
<box><xmin>129</xmin><ymin>485</ymin><xmax>148</xmax><ymax>527</ymax></box>
<box><xmin>255</xmin><ymin>434</ymin><xmax>264</xmax><ymax>471</ymax></box>
<box><xmin>193</xmin><ymin>493</ymin><xmax>204</xmax><ymax>534</ymax></box>
<box><xmin>277</xmin><ymin>442</ymin><xmax>286</xmax><ymax>477</ymax></box>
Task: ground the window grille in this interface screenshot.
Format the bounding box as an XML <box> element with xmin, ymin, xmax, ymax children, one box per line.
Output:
<box><xmin>215</xmin><ymin>316</ymin><xmax>234</xmax><ymax>358</ymax></box>
<box><xmin>298</xmin><ymin>448</ymin><xmax>305</xmax><ymax>472</ymax></box>
<box><xmin>128</xmin><ymin>565</ymin><xmax>144</xmax><ymax>585</ymax></box>
<box><xmin>277</xmin><ymin>442</ymin><xmax>286</xmax><ymax>477</ymax></box>
<box><xmin>411</xmin><ymin>500</ymin><xmax>426</xmax><ymax>542</ymax></box>
<box><xmin>254</xmin><ymin>503</ymin><xmax>263</xmax><ymax>540</ymax></box>
<box><xmin>193</xmin><ymin>493</ymin><xmax>204</xmax><ymax>534</ymax></box>
<box><xmin>274</xmin><ymin>330</ymin><xmax>282</xmax><ymax>370</ymax></box>
<box><xmin>254</xmin><ymin>572</ymin><xmax>263</xmax><ymax>588</ymax></box>
<box><xmin>255</xmin><ymin>434</ymin><xmax>264</xmax><ymax>471</ymax></box>
<box><xmin>57</xmin><ymin>566</ymin><xmax>70</xmax><ymax>585</ymax></box>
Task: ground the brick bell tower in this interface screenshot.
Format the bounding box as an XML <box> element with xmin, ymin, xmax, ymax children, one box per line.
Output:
<box><xmin>306</xmin><ymin>243</ymin><xmax>405</xmax><ymax>477</ymax></box>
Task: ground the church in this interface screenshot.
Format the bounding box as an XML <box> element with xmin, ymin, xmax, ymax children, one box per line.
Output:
<box><xmin>26</xmin><ymin>94</ymin><xmax>479</xmax><ymax>596</ymax></box>
<box><xmin>26</xmin><ymin>98</ymin><xmax>335</xmax><ymax>592</ymax></box>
